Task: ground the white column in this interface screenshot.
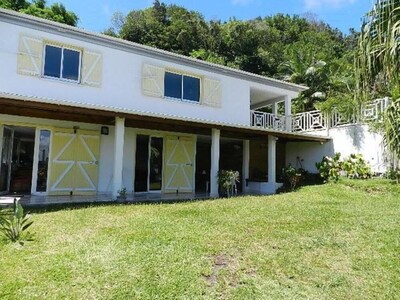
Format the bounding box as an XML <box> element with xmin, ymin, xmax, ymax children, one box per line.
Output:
<box><xmin>113</xmin><ymin>117</ymin><xmax>125</xmax><ymax>199</ymax></box>
<box><xmin>210</xmin><ymin>128</ymin><xmax>220</xmax><ymax>197</ymax></box>
<box><xmin>268</xmin><ymin>135</ymin><xmax>277</xmax><ymax>184</ymax></box>
<box><xmin>272</xmin><ymin>101</ymin><xmax>278</xmax><ymax>115</ymax></box>
<box><xmin>284</xmin><ymin>95</ymin><xmax>292</xmax><ymax>132</ymax></box>
<box><xmin>242</xmin><ymin>140</ymin><xmax>250</xmax><ymax>193</ymax></box>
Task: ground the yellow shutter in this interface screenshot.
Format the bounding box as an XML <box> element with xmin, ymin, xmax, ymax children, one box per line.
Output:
<box><xmin>142</xmin><ymin>63</ymin><xmax>165</xmax><ymax>98</ymax></box>
<box><xmin>17</xmin><ymin>35</ymin><xmax>43</xmax><ymax>77</ymax></box>
<box><xmin>81</xmin><ymin>50</ymin><xmax>102</xmax><ymax>87</ymax></box>
<box><xmin>49</xmin><ymin>128</ymin><xmax>100</xmax><ymax>196</ymax></box>
<box><xmin>202</xmin><ymin>78</ymin><xmax>222</xmax><ymax>108</ymax></box>
<box><xmin>163</xmin><ymin>136</ymin><xmax>195</xmax><ymax>193</ymax></box>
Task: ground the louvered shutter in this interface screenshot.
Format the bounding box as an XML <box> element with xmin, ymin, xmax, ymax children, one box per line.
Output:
<box><xmin>142</xmin><ymin>64</ymin><xmax>165</xmax><ymax>98</ymax></box>
<box><xmin>81</xmin><ymin>50</ymin><xmax>102</xmax><ymax>87</ymax></box>
<box><xmin>202</xmin><ymin>78</ymin><xmax>222</xmax><ymax>107</ymax></box>
<box><xmin>17</xmin><ymin>35</ymin><xmax>43</xmax><ymax>77</ymax></box>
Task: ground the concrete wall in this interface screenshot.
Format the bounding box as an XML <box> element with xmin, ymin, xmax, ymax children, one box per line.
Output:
<box><xmin>286</xmin><ymin>124</ymin><xmax>387</xmax><ymax>174</ymax></box>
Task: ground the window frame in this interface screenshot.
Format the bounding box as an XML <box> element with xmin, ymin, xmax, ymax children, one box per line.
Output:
<box><xmin>164</xmin><ymin>70</ymin><xmax>201</xmax><ymax>103</ymax></box>
<box><xmin>42</xmin><ymin>43</ymin><xmax>82</xmax><ymax>83</ymax></box>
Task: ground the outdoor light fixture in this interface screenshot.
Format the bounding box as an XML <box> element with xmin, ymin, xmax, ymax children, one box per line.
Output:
<box><xmin>101</xmin><ymin>126</ymin><xmax>109</xmax><ymax>135</ymax></box>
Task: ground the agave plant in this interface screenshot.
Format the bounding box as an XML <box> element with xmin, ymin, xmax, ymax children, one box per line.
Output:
<box><xmin>356</xmin><ymin>0</ymin><xmax>400</xmax><ymax>164</ymax></box>
<box><xmin>0</xmin><ymin>200</ymin><xmax>34</xmax><ymax>245</ymax></box>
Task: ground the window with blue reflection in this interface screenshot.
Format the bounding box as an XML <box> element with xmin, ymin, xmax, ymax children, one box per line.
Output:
<box><xmin>62</xmin><ymin>48</ymin><xmax>80</xmax><ymax>81</ymax></box>
<box><xmin>44</xmin><ymin>45</ymin><xmax>62</xmax><ymax>78</ymax></box>
<box><xmin>43</xmin><ymin>45</ymin><xmax>80</xmax><ymax>81</ymax></box>
<box><xmin>183</xmin><ymin>75</ymin><xmax>200</xmax><ymax>102</ymax></box>
<box><xmin>164</xmin><ymin>72</ymin><xmax>182</xmax><ymax>99</ymax></box>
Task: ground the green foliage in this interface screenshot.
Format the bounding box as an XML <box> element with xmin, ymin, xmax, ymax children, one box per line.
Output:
<box><xmin>0</xmin><ymin>200</ymin><xmax>34</xmax><ymax>245</ymax></box>
<box><xmin>317</xmin><ymin>153</ymin><xmax>373</xmax><ymax>182</ymax></box>
<box><xmin>385</xmin><ymin>167</ymin><xmax>400</xmax><ymax>183</ymax></box>
<box><xmin>316</xmin><ymin>153</ymin><xmax>343</xmax><ymax>182</ymax></box>
<box><xmin>107</xmin><ymin>2</ymin><xmax>355</xmax><ymax>110</ymax></box>
<box><xmin>342</xmin><ymin>154</ymin><xmax>372</xmax><ymax>179</ymax></box>
<box><xmin>0</xmin><ymin>0</ymin><xmax>78</xmax><ymax>26</ymax></box>
<box><xmin>217</xmin><ymin>170</ymin><xmax>240</xmax><ymax>197</ymax></box>
<box><xmin>355</xmin><ymin>1</ymin><xmax>400</xmax><ymax>162</ymax></box>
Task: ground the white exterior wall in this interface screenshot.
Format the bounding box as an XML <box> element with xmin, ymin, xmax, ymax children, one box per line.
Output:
<box><xmin>286</xmin><ymin>125</ymin><xmax>387</xmax><ymax>173</ymax></box>
<box><xmin>0</xmin><ymin>21</ymin><xmax>253</xmax><ymax>127</ymax></box>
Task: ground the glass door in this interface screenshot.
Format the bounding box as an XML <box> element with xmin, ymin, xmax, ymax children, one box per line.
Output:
<box><xmin>134</xmin><ymin>135</ymin><xmax>164</xmax><ymax>193</ymax></box>
<box><xmin>0</xmin><ymin>127</ymin><xmax>13</xmax><ymax>194</ymax></box>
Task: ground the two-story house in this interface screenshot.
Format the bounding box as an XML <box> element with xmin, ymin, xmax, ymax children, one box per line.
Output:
<box><xmin>0</xmin><ymin>8</ymin><xmax>328</xmax><ymax>202</ymax></box>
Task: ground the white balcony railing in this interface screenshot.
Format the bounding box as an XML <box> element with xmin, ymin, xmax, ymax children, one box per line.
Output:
<box><xmin>250</xmin><ymin>97</ymin><xmax>390</xmax><ymax>134</ymax></box>
<box><xmin>250</xmin><ymin>111</ymin><xmax>286</xmax><ymax>131</ymax></box>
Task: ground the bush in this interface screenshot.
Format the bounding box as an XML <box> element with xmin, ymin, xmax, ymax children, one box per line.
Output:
<box><xmin>0</xmin><ymin>200</ymin><xmax>34</xmax><ymax>245</ymax></box>
<box><xmin>342</xmin><ymin>154</ymin><xmax>372</xmax><ymax>179</ymax></box>
<box><xmin>385</xmin><ymin>167</ymin><xmax>400</xmax><ymax>183</ymax></box>
<box><xmin>316</xmin><ymin>153</ymin><xmax>343</xmax><ymax>182</ymax></box>
<box><xmin>316</xmin><ymin>153</ymin><xmax>372</xmax><ymax>182</ymax></box>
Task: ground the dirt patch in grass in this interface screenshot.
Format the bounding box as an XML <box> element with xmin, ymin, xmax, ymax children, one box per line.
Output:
<box><xmin>203</xmin><ymin>254</ymin><xmax>230</xmax><ymax>287</ymax></box>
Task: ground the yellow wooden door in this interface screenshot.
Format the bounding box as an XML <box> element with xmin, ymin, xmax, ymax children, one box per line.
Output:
<box><xmin>49</xmin><ymin>129</ymin><xmax>100</xmax><ymax>196</ymax></box>
<box><xmin>163</xmin><ymin>136</ymin><xmax>195</xmax><ymax>193</ymax></box>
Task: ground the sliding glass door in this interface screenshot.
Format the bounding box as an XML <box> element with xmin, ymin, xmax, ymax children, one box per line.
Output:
<box><xmin>134</xmin><ymin>135</ymin><xmax>164</xmax><ymax>193</ymax></box>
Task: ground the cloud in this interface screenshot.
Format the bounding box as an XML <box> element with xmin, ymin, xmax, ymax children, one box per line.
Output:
<box><xmin>304</xmin><ymin>0</ymin><xmax>357</xmax><ymax>10</ymax></box>
<box><xmin>232</xmin><ymin>0</ymin><xmax>253</xmax><ymax>6</ymax></box>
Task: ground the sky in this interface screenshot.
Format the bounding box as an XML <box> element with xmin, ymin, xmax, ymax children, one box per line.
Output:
<box><xmin>48</xmin><ymin>0</ymin><xmax>375</xmax><ymax>34</ymax></box>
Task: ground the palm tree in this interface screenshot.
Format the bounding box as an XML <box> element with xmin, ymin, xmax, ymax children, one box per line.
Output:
<box><xmin>356</xmin><ymin>0</ymin><xmax>400</xmax><ymax>162</ymax></box>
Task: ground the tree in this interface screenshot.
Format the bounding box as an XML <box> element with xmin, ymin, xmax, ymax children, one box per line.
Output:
<box><xmin>356</xmin><ymin>0</ymin><xmax>400</xmax><ymax>161</ymax></box>
<box><xmin>0</xmin><ymin>0</ymin><xmax>78</xmax><ymax>26</ymax></box>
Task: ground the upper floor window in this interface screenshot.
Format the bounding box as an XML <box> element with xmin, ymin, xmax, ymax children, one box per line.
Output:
<box><xmin>43</xmin><ymin>45</ymin><xmax>81</xmax><ymax>82</ymax></box>
<box><xmin>164</xmin><ymin>71</ymin><xmax>200</xmax><ymax>102</ymax></box>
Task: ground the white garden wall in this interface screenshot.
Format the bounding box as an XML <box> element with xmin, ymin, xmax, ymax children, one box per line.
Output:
<box><xmin>286</xmin><ymin>124</ymin><xmax>388</xmax><ymax>174</ymax></box>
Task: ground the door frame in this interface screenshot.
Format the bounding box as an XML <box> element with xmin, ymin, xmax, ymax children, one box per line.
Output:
<box><xmin>31</xmin><ymin>127</ymin><xmax>53</xmax><ymax>195</ymax></box>
<box><xmin>134</xmin><ymin>134</ymin><xmax>165</xmax><ymax>194</ymax></box>
<box><xmin>0</xmin><ymin>126</ymin><xmax>14</xmax><ymax>194</ymax></box>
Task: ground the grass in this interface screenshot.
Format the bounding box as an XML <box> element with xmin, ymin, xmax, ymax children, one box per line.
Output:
<box><xmin>1</xmin><ymin>179</ymin><xmax>399</xmax><ymax>299</ymax></box>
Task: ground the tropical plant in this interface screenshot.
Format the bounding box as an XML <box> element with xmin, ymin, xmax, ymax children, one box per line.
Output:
<box><xmin>218</xmin><ymin>170</ymin><xmax>240</xmax><ymax>197</ymax></box>
<box><xmin>356</xmin><ymin>0</ymin><xmax>400</xmax><ymax>163</ymax></box>
<box><xmin>0</xmin><ymin>200</ymin><xmax>34</xmax><ymax>245</ymax></box>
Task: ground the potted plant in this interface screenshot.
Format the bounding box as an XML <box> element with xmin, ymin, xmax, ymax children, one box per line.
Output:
<box><xmin>218</xmin><ymin>170</ymin><xmax>240</xmax><ymax>197</ymax></box>
<box><xmin>117</xmin><ymin>187</ymin><xmax>127</xmax><ymax>202</ymax></box>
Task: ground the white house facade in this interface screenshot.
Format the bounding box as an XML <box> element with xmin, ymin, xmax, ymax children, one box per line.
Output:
<box><xmin>3</xmin><ymin>8</ymin><xmax>373</xmax><ymax>203</ymax></box>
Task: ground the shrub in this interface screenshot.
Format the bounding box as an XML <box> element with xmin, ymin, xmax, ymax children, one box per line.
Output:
<box><xmin>316</xmin><ymin>153</ymin><xmax>372</xmax><ymax>182</ymax></box>
<box><xmin>342</xmin><ymin>154</ymin><xmax>372</xmax><ymax>179</ymax></box>
<box><xmin>0</xmin><ymin>200</ymin><xmax>34</xmax><ymax>245</ymax></box>
<box><xmin>316</xmin><ymin>153</ymin><xmax>343</xmax><ymax>182</ymax></box>
<box><xmin>385</xmin><ymin>167</ymin><xmax>400</xmax><ymax>183</ymax></box>
<box><xmin>218</xmin><ymin>170</ymin><xmax>240</xmax><ymax>197</ymax></box>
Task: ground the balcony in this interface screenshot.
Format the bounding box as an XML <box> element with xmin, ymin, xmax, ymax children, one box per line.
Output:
<box><xmin>250</xmin><ymin>97</ymin><xmax>390</xmax><ymax>134</ymax></box>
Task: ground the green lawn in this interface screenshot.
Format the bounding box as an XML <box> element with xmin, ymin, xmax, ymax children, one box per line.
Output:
<box><xmin>1</xmin><ymin>179</ymin><xmax>399</xmax><ymax>299</ymax></box>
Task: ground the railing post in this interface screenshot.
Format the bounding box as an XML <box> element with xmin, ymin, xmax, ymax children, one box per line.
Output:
<box><xmin>284</xmin><ymin>96</ymin><xmax>292</xmax><ymax>132</ymax></box>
